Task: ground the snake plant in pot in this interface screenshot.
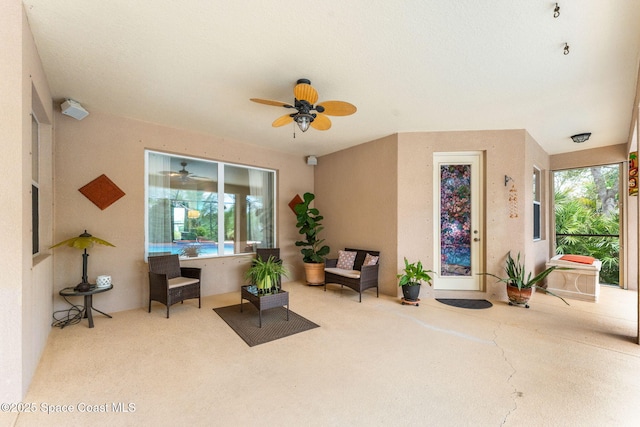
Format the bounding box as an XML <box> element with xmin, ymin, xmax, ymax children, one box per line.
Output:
<box><xmin>480</xmin><ymin>252</ymin><xmax>569</xmax><ymax>308</ymax></box>
<box><xmin>397</xmin><ymin>257</ymin><xmax>434</xmax><ymax>302</ymax></box>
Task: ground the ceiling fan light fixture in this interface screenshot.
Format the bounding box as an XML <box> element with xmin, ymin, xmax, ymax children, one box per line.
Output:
<box><xmin>295</xmin><ymin>114</ymin><xmax>313</xmax><ymax>132</ymax></box>
<box><xmin>570</xmin><ymin>132</ymin><xmax>591</xmax><ymax>143</ymax></box>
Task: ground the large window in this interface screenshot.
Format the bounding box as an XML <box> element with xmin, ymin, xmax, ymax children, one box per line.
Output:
<box><xmin>32</xmin><ymin>113</ymin><xmax>40</xmax><ymax>255</ymax></box>
<box><xmin>145</xmin><ymin>151</ymin><xmax>276</xmax><ymax>259</ymax></box>
<box><xmin>533</xmin><ymin>167</ymin><xmax>541</xmax><ymax>241</ymax></box>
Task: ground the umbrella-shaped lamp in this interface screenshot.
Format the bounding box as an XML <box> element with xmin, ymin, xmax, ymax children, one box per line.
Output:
<box><xmin>51</xmin><ymin>230</ymin><xmax>115</xmax><ymax>292</ymax></box>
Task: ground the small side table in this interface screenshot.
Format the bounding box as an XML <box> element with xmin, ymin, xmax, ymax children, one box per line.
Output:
<box><xmin>59</xmin><ymin>284</ymin><xmax>113</xmax><ymax>328</ymax></box>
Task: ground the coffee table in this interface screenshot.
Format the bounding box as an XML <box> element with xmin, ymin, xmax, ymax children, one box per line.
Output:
<box><xmin>240</xmin><ymin>285</ymin><xmax>289</xmax><ymax>328</ymax></box>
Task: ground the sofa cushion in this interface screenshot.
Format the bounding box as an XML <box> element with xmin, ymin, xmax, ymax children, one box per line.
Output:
<box><xmin>560</xmin><ymin>254</ymin><xmax>596</xmax><ymax>265</ymax></box>
<box><xmin>168</xmin><ymin>277</ymin><xmax>200</xmax><ymax>289</ymax></box>
<box><xmin>324</xmin><ymin>267</ymin><xmax>361</xmax><ymax>279</ymax></box>
<box><xmin>337</xmin><ymin>250</ymin><xmax>357</xmax><ymax>270</ymax></box>
<box><xmin>363</xmin><ymin>253</ymin><xmax>379</xmax><ymax>266</ymax></box>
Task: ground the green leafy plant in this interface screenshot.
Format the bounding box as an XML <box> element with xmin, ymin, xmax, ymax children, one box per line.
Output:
<box><xmin>245</xmin><ymin>255</ymin><xmax>288</xmax><ymax>294</ymax></box>
<box><xmin>294</xmin><ymin>192</ymin><xmax>330</xmax><ymax>263</ymax></box>
<box><xmin>179</xmin><ymin>243</ymin><xmax>201</xmax><ymax>257</ymax></box>
<box><xmin>554</xmin><ymin>188</ymin><xmax>619</xmax><ymax>285</ymax></box>
<box><xmin>397</xmin><ymin>258</ymin><xmax>434</xmax><ymax>287</ymax></box>
<box><xmin>480</xmin><ymin>252</ymin><xmax>569</xmax><ymax>305</ymax></box>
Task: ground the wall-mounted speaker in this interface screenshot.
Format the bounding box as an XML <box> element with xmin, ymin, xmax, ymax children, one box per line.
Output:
<box><xmin>306</xmin><ymin>155</ymin><xmax>318</xmax><ymax>166</ymax></box>
<box><xmin>61</xmin><ymin>99</ymin><xmax>89</xmax><ymax>120</ymax></box>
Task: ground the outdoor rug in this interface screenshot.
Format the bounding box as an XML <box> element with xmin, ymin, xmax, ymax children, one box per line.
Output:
<box><xmin>436</xmin><ymin>299</ymin><xmax>493</xmax><ymax>309</ymax></box>
<box><xmin>213</xmin><ymin>304</ymin><xmax>319</xmax><ymax>347</ymax></box>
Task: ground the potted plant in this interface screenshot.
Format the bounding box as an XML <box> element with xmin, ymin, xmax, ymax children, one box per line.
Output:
<box><xmin>245</xmin><ymin>255</ymin><xmax>289</xmax><ymax>295</ymax></box>
<box><xmin>179</xmin><ymin>243</ymin><xmax>201</xmax><ymax>258</ymax></box>
<box><xmin>397</xmin><ymin>257</ymin><xmax>434</xmax><ymax>304</ymax></box>
<box><xmin>294</xmin><ymin>192</ymin><xmax>330</xmax><ymax>285</ymax></box>
<box><xmin>480</xmin><ymin>252</ymin><xmax>569</xmax><ymax>308</ymax></box>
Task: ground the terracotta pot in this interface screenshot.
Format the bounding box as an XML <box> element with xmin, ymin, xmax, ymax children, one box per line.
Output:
<box><xmin>506</xmin><ymin>284</ymin><xmax>533</xmax><ymax>306</ymax></box>
<box><xmin>304</xmin><ymin>262</ymin><xmax>325</xmax><ymax>285</ymax></box>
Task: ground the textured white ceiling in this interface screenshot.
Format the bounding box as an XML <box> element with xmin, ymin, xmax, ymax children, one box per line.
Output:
<box><xmin>23</xmin><ymin>0</ymin><xmax>640</xmax><ymax>157</ymax></box>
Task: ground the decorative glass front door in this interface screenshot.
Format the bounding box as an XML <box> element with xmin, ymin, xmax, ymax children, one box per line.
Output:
<box><xmin>433</xmin><ymin>152</ymin><xmax>483</xmax><ymax>291</ymax></box>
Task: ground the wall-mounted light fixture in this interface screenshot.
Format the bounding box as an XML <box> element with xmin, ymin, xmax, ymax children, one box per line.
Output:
<box><xmin>570</xmin><ymin>133</ymin><xmax>591</xmax><ymax>143</ymax></box>
<box><xmin>563</xmin><ymin>43</ymin><xmax>570</xmax><ymax>55</ymax></box>
<box><xmin>553</xmin><ymin>3</ymin><xmax>560</xmax><ymax>18</ymax></box>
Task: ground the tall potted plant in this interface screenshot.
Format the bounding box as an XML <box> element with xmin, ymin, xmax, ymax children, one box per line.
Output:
<box><xmin>397</xmin><ymin>257</ymin><xmax>434</xmax><ymax>304</ymax></box>
<box><xmin>480</xmin><ymin>252</ymin><xmax>569</xmax><ymax>308</ymax></box>
<box><xmin>294</xmin><ymin>192</ymin><xmax>330</xmax><ymax>285</ymax></box>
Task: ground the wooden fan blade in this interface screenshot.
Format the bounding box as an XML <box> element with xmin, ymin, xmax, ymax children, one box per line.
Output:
<box><xmin>294</xmin><ymin>83</ymin><xmax>318</xmax><ymax>104</ymax></box>
<box><xmin>188</xmin><ymin>175</ymin><xmax>212</xmax><ymax>182</ymax></box>
<box><xmin>310</xmin><ymin>114</ymin><xmax>332</xmax><ymax>131</ymax></box>
<box><xmin>250</xmin><ymin>98</ymin><xmax>294</xmax><ymax>108</ymax></box>
<box><xmin>272</xmin><ymin>114</ymin><xmax>294</xmax><ymax>127</ymax></box>
<box><xmin>317</xmin><ymin>100</ymin><xmax>357</xmax><ymax>116</ymax></box>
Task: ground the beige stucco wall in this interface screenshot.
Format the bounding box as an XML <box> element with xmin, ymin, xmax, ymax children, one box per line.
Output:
<box><xmin>52</xmin><ymin>110</ymin><xmax>313</xmax><ymax>314</ymax></box>
<box><xmin>0</xmin><ymin>1</ymin><xmax>54</xmax><ymax>403</ymax></box>
<box><xmin>550</xmin><ymin>144</ymin><xmax>628</xmax><ymax>170</ymax></box>
<box><xmin>397</xmin><ymin>130</ymin><xmax>531</xmax><ymax>301</ymax></box>
<box><xmin>315</xmin><ymin>129</ymin><xmax>539</xmax><ymax>302</ymax></box>
<box><xmin>314</xmin><ymin>134</ymin><xmax>399</xmax><ymax>297</ymax></box>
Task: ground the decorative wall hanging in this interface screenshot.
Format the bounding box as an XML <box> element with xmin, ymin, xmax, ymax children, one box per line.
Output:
<box><xmin>508</xmin><ymin>184</ymin><xmax>519</xmax><ymax>218</ymax></box>
<box><xmin>78</xmin><ymin>174</ymin><xmax>125</xmax><ymax>210</ymax></box>
<box><xmin>630</xmin><ymin>152</ymin><xmax>638</xmax><ymax>196</ymax></box>
<box><xmin>440</xmin><ymin>165</ymin><xmax>472</xmax><ymax>276</ymax></box>
<box><xmin>288</xmin><ymin>194</ymin><xmax>303</xmax><ymax>214</ymax></box>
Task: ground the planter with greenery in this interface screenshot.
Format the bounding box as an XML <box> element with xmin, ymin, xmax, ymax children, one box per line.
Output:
<box><xmin>294</xmin><ymin>192</ymin><xmax>330</xmax><ymax>285</ymax></box>
<box><xmin>397</xmin><ymin>257</ymin><xmax>434</xmax><ymax>304</ymax></box>
<box><xmin>245</xmin><ymin>255</ymin><xmax>289</xmax><ymax>295</ymax></box>
<box><xmin>480</xmin><ymin>251</ymin><xmax>569</xmax><ymax>308</ymax></box>
<box><xmin>179</xmin><ymin>243</ymin><xmax>201</xmax><ymax>258</ymax></box>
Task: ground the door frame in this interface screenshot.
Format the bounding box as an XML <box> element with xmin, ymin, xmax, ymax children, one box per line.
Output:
<box><xmin>432</xmin><ymin>151</ymin><xmax>484</xmax><ymax>291</ymax></box>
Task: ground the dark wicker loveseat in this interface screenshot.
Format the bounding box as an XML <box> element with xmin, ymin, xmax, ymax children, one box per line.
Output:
<box><xmin>148</xmin><ymin>254</ymin><xmax>201</xmax><ymax>318</ymax></box>
<box><xmin>324</xmin><ymin>248</ymin><xmax>380</xmax><ymax>302</ymax></box>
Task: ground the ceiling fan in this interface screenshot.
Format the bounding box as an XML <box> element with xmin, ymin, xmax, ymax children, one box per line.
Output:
<box><xmin>250</xmin><ymin>78</ymin><xmax>357</xmax><ymax>132</ymax></box>
<box><xmin>160</xmin><ymin>161</ymin><xmax>210</xmax><ymax>183</ymax></box>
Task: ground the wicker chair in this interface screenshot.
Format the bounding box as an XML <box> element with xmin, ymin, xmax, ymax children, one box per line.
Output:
<box><xmin>148</xmin><ymin>254</ymin><xmax>201</xmax><ymax>318</ymax></box>
<box><xmin>256</xmin><ymin>248</ymin><xmax>282</xmax><ymax>290</ymax></box>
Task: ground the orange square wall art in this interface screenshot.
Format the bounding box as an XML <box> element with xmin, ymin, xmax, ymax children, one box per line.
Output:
<box><xmin>78</xmin><ymin>174</ymin><xmax>126</xmax><ymax>210</ymax></box>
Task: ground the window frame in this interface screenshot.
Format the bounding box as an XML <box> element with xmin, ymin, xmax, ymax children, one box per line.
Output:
<box><xmin>145</xmin><ymin>150</ymin><xmax>277</xmax><ymax>260</ymax></box>
<box><xmin>533</xmin><ymin>166</ymin><xmax>542</xmax><ymax>241</ymax></box>
<box><xmin>31</xmin><ymin>112</ymin><xmax>40</xmax><ymax>256</ymax></box>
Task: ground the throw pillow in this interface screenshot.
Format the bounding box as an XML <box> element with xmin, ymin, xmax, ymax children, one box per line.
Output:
<box><xmin>363</xmin><ymin>253</ymin><xmax>379</xmax><ymax>266</ymax></box>
<box><xmin>337</xmin><ymin>250</ymin><xmax>357</xmax><ymax>270</ymax></box>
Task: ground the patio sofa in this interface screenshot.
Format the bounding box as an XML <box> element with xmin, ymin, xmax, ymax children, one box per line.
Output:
<box><xmin>324</xmin><ymin>248</ymin><xmax>380</xmax><ymax>302</ymax></box>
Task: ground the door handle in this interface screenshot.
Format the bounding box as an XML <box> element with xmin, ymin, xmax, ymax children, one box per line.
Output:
<box><xmin>474</xmin><ymin>238</ymin><xmax>480</xmax><ymax>242</ymax></box>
